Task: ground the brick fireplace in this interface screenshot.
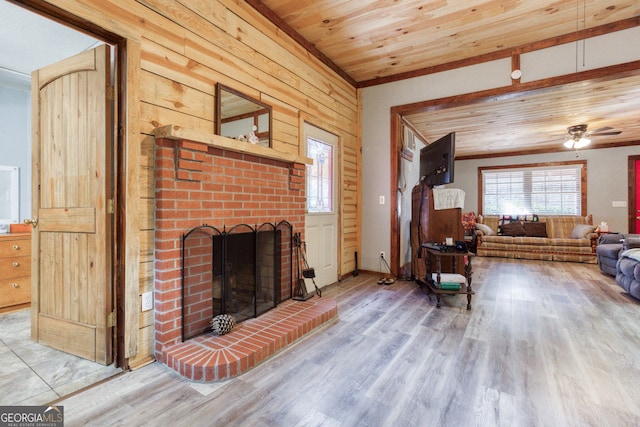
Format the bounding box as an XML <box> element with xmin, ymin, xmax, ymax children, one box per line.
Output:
<box><xmin>152</xmin><ymin>127</ymin><xmax>337</xmax><ymax>381</ymax></box>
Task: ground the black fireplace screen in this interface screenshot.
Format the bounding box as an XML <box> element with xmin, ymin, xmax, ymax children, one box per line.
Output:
<box><xmin>181</xmin><ymin>221</ymin><xmax>293</xmax><ymax>341</ymax></box>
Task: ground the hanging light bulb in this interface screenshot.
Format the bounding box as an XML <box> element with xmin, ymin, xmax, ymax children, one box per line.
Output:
<box><xmin>574</xmin><ymin>137</ymin><xmax>591</xmax><ymax>148</ymax></box>
<box><xmin>564</xmin><ymin>135</ymin><xmax>591</xmax><ymax>149</ymax></box>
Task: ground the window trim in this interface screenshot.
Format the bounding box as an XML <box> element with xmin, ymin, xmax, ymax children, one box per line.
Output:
<box><xmin>477</xmin><ymin>160</ymin><xmax>587</xmax><ymax>216</ymax></box>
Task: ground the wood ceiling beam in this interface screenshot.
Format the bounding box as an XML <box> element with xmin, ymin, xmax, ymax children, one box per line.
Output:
<box><xmin>392</xmin><ymin>60</ymin><xmax>640</xmax><ymax>117</ymax></box>
<box><xmin>458</xmin><ymin>139</ymin><xmax>640</xmax><ymax>161</ymax></box>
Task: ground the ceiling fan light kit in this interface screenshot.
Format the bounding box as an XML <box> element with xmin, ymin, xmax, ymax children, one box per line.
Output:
<box><xmin>561</xmin><ymin>123</ymin><xmax>620</xmax><ymax>150</ymax></box>
<box><xmin>564</xmin><ymin>137</ymin><xmax>590</xmax><ymax>149</ymax></box>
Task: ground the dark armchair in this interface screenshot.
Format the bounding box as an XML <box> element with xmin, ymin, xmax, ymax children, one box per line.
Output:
<box><xmin>596</xmin><ymin>233</ymin><xmax>626</xmax><ymax>276</ymax></box>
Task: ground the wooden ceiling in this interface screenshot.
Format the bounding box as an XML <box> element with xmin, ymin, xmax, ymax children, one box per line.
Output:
<box><xmin>402</xmin><ymin>72</ymin><xmax>640</xmax><ymax>158</ymax></box>
<box><xmin>258</xmin><ymin>0</ymin><xmax>638</xmax><ymax>83</ymax></box>
<box><xmin>253</xmin><ymin>0</ymin><xmax>640</xmax><ymax>157</ymax></box>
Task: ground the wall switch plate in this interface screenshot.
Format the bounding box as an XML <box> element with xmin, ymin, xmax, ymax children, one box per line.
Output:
<box><xmin>141</xmin><ymin>291</ymin><xmax>153</xmax><ymax>312</ymax></box>
<box><xmin>612</xmin><ymin>201</ymin><xmax>627</xmax><ymax>208</ymax></box>
<box><xmin>379</xmin><ymin>195</ymin><xmax>385</xmax><ymax>204</ymax></box>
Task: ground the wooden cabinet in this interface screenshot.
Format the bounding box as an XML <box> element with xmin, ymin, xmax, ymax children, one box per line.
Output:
<box><xmin>410</xmin><ymin>183</ymin><xmax>464</xmax><ymax>280</ymax></box>
<box><xmin>0</xmin><ymin>233</ymin><xmax>31</xmax><ymax>312</ymax></box>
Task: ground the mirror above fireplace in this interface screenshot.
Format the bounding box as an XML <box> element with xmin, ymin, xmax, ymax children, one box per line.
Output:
<box><xmin>215</xmin><ymin>83</ymin><xmax>272</xmax><ymax>148</ymax></box>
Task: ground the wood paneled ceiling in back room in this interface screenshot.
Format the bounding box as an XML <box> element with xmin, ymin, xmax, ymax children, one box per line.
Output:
<box><xmin>253</xmin><ymin>0</ymin><xmax>640</xmax><ymax>158</ymax></box>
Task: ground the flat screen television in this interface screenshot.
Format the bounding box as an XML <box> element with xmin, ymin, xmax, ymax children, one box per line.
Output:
<box><xmin>420</xmin><ymin>132</ymin><xmax>455</xmax><ymax>187</ymax></box>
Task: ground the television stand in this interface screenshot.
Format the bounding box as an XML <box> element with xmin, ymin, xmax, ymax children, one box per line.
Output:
<box><xmin>417</xmin><ymin>245</ymin><xmax>474</xmax><ymax>310</ymax></box>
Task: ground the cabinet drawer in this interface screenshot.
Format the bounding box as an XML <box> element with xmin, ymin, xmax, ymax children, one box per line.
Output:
<box><xmin>0</xmin><ymin>276</ymin><xmax>31</xmax><ymax>308</ymax></box>
<box><xmin>0</xmin><ymin>238</ymin><xmax>31</xmax><ymax>258</ymax></box>
<box><xmin>0</xmin><ymin>255</ymin><xmax>31</xmax><ymax>279</ymax></box>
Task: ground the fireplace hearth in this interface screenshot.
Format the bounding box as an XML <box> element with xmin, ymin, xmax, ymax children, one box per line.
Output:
<box><xmin>181</xmin><ymin>221</ymin><xmax>293</xmax><ymax>341</ymax></box>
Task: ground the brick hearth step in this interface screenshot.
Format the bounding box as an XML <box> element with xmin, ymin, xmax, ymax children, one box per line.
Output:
<box><xmin>161</xmin><ymin>297</ymin><xmax>338</xmax><ymax>382</ymax></box>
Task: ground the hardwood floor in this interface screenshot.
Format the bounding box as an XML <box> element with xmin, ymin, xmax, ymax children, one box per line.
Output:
<box><xmin>58</xmin><ymin>257</ymin><xmax>640</xmax><ymax>426</ymax></box>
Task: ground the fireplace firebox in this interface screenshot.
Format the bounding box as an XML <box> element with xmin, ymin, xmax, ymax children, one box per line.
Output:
<box><xmin>181</xmin><ymin>221</ymin><xmax>293</xmax><ymax>341</ymax></box>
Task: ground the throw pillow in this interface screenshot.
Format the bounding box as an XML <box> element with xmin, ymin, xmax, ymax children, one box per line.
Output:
<box><xmin>523</xmin><ymin>221</ymin><xmax>547</xmax><ymax>237</ymax></box>
<box><xmin>461</xmin><ymin>212</ymin><xmax>476</xmax><ymax>232</ymax></box>
<box><xmin>475</xmin><ymin>223</ymin><xmax>495</xmax><ymax>236</ymax></box>
<box><xmin>500</xmin><ymin>221</ymin><xmax>526</xmax><ymax>236</ymax></box>
<box><xmin>498</xmin><ymin>214</ymin><xmax>519</xmax><ymax>235</ymax></box>
<box><xmin>569</xmin><ymin>224</ymin><xmax>596</xmax><ymax>239</ymax></box>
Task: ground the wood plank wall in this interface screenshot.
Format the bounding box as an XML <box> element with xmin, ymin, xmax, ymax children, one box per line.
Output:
<box><xmin>44</xmin><ymin>0</ymin><xmax>360</xmax><ymax>367</ymax></box>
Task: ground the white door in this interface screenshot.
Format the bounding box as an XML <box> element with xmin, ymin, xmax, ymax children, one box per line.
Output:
<box><xmin>304</xmin><ymin>123</ymin><xmax>338</xmax><ymax>288</ymax></box>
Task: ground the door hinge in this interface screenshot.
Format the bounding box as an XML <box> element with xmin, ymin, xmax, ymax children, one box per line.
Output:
<box><xmin>107</xmin><ymin>310</ymin><xmax>116</xmax><ymax>327</ymax></box>
<box><xmin>107</xmin><ymin>198</ymin><xmax>114</xmax><ymax>214</ymax></box>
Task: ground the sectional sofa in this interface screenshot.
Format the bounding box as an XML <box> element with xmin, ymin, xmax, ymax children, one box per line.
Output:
<box><xmin>475</xmin><ymin>214</ymin><xmax>597</xmax><ymax>263</ymax></box>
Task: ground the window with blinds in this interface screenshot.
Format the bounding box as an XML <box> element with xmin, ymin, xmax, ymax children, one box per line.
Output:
<box><xmin>481</xmin><ymin>162</ymin><xmax>585</xmax><ymax>215</ymax></box>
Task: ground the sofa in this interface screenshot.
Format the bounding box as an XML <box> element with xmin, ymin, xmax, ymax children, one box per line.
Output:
<box><xmin>596</xmin><ymin>233</ymin><xmax>640</xmax><ymax>300</ymax></box>
<box><xmin>475</xmin><ymin>214</ymin><xmax>597</xmax><ymax>263</ymax></box>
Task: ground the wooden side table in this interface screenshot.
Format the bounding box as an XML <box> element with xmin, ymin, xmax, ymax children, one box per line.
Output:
<box><xmin>417</xmin><ymin>245</ymin><xmax>475</xmax><ymax>310</ymax></box>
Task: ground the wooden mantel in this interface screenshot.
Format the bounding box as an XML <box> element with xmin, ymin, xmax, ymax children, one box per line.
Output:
<box><xmin>153</xmin><ymin>125</ymin><xmax>313</xmax><ymax>165</ymax></box>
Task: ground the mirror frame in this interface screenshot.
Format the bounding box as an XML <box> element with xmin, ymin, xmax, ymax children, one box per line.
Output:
<box><xmin>215</xmin><ymin>83</ymin><xmax>273</xmax><ymax>148</ymax></box>
<box><xmin>0</xmin><ymin>165</ymin><xmax>20</xmax><ymax>224</ymax></box>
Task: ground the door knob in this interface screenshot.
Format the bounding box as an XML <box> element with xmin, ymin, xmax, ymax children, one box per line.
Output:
<box><xmin>23</xmin><ymin>218</ymin><xmax>38</xmax><ymax>228</ymax></box>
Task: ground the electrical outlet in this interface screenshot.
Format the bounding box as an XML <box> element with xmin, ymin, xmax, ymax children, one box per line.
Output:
<box><xmin>141</xmin><ymin>291</ymin><xmax>153</xmax><ymax>312</ymax></box>
<box><xmin>380</xmin><ymin>251</ymin><xmax>385</xmax><ymax>260</ymax></box>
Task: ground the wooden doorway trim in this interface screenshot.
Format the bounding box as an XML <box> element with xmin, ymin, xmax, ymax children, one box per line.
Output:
<box><xmin>13</xmin><ymin>0</ymin><xmax>134</xmax><ymax>369</ymax></box>
<box><xmin>388</xmin><ymin>64</ymin><xmax>640</xmax><ymax>277</ymax></box>
<box><xmin>389</xmin><ymin>112</ymin><xmax>402</xmax><ymax>277</ymax></box>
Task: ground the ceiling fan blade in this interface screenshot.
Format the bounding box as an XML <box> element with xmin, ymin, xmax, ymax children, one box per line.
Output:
<box><xmin>589</xmin><ymin>126</ymin><xmax>613</xmax><ymax>133</ymax></box>
<box><xmin>591</xmin><ymin>131</ymin><xmax>622</xmax><ymax>136</ymax></box>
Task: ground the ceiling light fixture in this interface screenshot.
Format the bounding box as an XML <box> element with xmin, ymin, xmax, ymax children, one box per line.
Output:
<box><xmin>562</xmin><ymin>0</ymin><xmax>589</xmax><ymax>151</ymax></box>
<box><xmin>563</xmin><ymin>135</ymin><xmax>591</xmax><ymax>149</ymax></box>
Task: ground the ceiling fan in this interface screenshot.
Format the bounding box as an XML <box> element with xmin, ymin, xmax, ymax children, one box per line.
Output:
<box><xmin>562</xmin><ymin>124</ymin><xmax>622</xmax><ymax>149</ymax></box>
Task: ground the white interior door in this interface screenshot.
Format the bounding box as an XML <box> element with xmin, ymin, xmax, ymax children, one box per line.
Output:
<box><xmin>304</xmin><ymin>123</ymin><xmax>338</xmax><ymax>288</ymax></box>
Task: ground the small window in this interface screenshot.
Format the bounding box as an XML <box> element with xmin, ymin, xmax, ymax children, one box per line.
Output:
<box><xmin>0</xmin><ymin>166</ymin><xmax>20</xmax><ymax>223</ymax></box>
<box><xmin>306</xmin><ymin>138</ymin><xmax>333</xmax><ymax>213</ymax></box>
<box><xmin>480</xmin><ymin>162</ymin><xmax>585</xmax><ymax>216</ymax></box>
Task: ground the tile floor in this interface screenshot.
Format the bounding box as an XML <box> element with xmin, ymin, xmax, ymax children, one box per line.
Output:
<box><xmin>0</xmin><ymin>308</ymin><xmax>121</xmax><ymax>405</ymax></box>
